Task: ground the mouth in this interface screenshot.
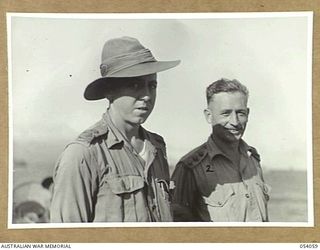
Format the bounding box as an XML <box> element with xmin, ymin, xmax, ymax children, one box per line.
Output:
<box><xmin>227</xmin><ymin>129</ymin><xmax>242</xmax><ymax>135</ymax></box>
<box><xmin>135</xmin><ymin>106</ymin><xmax>149</xmax><ymax>112</ymax></box>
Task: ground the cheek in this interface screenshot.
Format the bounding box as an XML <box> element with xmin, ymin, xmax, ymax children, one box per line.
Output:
<box><xmin>239</xmin><ymin>116</ymin><xmax>248</xmax><ymax>125</ymax></box>
<box><xmin>149</xmin><ymin>92</ymin><xmax>157</xmax><ymax>107</ymax></box>
<box><xmin>150</xmin><ymin>90</ymin><xmax>156</xmax><ymax>100</ymax></box>
<box><xmin>114</xmin><ymin>98</ymin><xmax>135</xmax><ymax>112</ymax></box>
<box><xmin>212</xmin><ymin>116</ymin><xmax>229</xmax><ymax>125</ymax></box>
<box><xmin>152</xmin><ymin>94</ymin><xmax>157</xmax><ymax>104</ymax></box>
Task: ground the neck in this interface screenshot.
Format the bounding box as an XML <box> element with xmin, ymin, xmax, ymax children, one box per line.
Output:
<box><xmin>212</xmin><ymin>133</ymin><xmax>240</xmax><ymax>164</ymax></box>
<box><xmin>108</xmin><ymin>107</ymin><xmax>140</xmax><ymax>141</ymax></box>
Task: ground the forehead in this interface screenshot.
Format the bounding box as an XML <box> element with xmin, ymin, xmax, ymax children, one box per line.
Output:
<box><xmin>107</xmin><ymin>74</ymin><xmax>157</xmax><ymax>98</ymax></box>
<box><xmin>209</xmin><ymin>91</ymin><xmax>248</xmax><ymax>108</ymax></box>
<box><xmin>108</xmin><ymin>73</ymin><xmax>157</xmax><ymax>92</ymax></box>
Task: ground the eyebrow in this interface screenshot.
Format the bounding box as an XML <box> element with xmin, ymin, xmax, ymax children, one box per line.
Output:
<box><xmin>220</xmin><ymin>109</ymin><xmax>247</xmax><ymax>113</ymax></box>
<box><xmin>220</xmin><ymin>109</ymin><xmax>232</xmax><ymax>113</ymax></box>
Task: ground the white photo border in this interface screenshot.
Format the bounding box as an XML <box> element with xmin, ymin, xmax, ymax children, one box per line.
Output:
<box><xmin>7</xmin><ymin>11</ymin><xmax>314</xmax><ymax>229</ymax></box>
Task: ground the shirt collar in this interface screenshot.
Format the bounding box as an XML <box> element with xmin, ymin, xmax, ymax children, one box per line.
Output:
<box><xmin>102</xmin><ymin>111</ymin><xmax>124</xmax><ymax>149</ymax></box>
<box><xmin>206</xmin><ymin>135</ymin><xmax>226</xmax><ymax>160</ymax></box>
<box><xmin>238</xmin><ymin>139</ymin><xmax>251</xmax><ymax>155</ymax></box>
<box><xmin>102</xmin><ymin>111</ymin><xmax>161</xmax><ymax>151</ymax></box>
<box><xmin>139</xmin><ymin>127</ymin><xmax>163</xmax><ymax>150</ymax></box>
<box><xmin>206</xmin><ymin>135</ymin><xmax>250</xmax><ymax>160</ymax></box>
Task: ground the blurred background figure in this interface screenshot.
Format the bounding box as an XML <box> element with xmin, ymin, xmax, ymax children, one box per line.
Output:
<box><xmin>13</xmin><ymin>200</ymin><xmax>48</xmax><ymax>223</ymax></box>
<box><xmin>41</xmin><ymin>176</ymin><xmax>54</xmax><ymax>193</ymax></box>
<box><xmin>12</xmin><ymin>161</ymin><xmax>52</xmax><ymax>223</ymax></box>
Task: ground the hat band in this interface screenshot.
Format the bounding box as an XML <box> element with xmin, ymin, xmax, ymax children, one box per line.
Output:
<box><xmin>100</xmin><ymin>48</ymin><xmax>156</xmax><ymax>76</ymax></box>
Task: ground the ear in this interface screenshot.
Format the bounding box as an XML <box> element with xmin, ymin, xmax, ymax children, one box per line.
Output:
<box><xmin>106</xmin><ymin>99</ymin><xmax>111</xmax><ymax>108</ymax></box>
<box><xmin>203</xmin><ymin>108</ymin><xmax>212</xmax><ymax>124</ymax></box>
<box><xmin>247</xmin><ymin>107</ymin><xmax>250</xmax><ymax>118</ymax></box>
<box><xmin>105</xmin><ymin>93</ymin><xmax>114</xmax><ymax>103</ymax></box>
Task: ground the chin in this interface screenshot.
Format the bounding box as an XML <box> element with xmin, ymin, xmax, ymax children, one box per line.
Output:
<box><xmin>137</xmin><ymin>119</ymin><xmax>147</xmax><ymax>124</ymax></box>
<box><xmin>129</xmin><ymin>117</ymin><xmax>148</xmax><ymax>125</ymax></box>
<box><xmin>234</xmin><ymin>135</ymin><xmax>242</xmax><ymax>140</ymax></box>
<box><xmin>219</xmin><ymin>132</ymin><xmax>242</xmax><ymax>142</ymax></box>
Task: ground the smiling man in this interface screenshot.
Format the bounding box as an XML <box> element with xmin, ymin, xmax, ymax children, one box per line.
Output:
<box><xmin>171</xmin><ymin>78</ymin><xmax>270</xmax><ymax>222</ymax></box>
<box><xmin>50</xmin><ymin>37</ymin><xmax>180</xmax><ymax>222</ymax></box>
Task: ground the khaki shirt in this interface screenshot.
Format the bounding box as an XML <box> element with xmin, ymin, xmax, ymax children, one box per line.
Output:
<box><xmin>171</xmin><ymin>136</ymin><xmax>270</xmax><ymax>222</ymax></box>
<box><xmin>50</xmin><ymin>112</ymin><xmax>172</xmax><ymax>222</ymax></box>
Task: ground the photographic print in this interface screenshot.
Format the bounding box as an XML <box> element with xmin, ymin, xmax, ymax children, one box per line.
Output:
<box><xmin>7</xmin><ymin>12</ymin><xmax>313</xmax><ymax>228</ymax></box>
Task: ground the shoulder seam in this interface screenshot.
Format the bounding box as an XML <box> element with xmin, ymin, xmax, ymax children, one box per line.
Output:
<box><xmin>179</xmin><ymin>143</ymin><xmax>207</xmax><ymax>169</ymax></box>
<box><xmin>76</xmin><ymin>120</ymin><xmax>109</xmax><ymax>145</ymax></box>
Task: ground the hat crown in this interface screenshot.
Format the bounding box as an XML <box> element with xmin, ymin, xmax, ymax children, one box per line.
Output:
<box><xmin>100</xmin><ymin>36</ymin><xmax>156</xmax><ymax>77</ymax></box>
<box><xmin>102</xmin><ymin>36</ymin><xmax>146</xmax><ymax>61</ymax></box>
<box><xmin>84</xmin><ymin>36</ymin><xmax>180</xmax><ymax>100</ymax></box>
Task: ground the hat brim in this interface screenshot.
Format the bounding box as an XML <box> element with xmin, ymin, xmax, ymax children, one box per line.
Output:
<box><xmin>84</xmin><ymin>60</ymin><xmax>180</xmax><ymax>100</ymax></box>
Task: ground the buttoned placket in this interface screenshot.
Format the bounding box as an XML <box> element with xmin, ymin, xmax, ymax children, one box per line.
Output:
<box><xmin>142</xmin><ymin>142</ymin><xmax>165</xmax><ymax>221</ymax></box>
<box><xmin>239</xmin><ymin>151</ymin><xmax>250</xmax><ymax>195</ymax></box>
<box><xmin>103</xmin><ymin>112</ymin><xmax>161</xmax><ymax>221</ymax></box>
<box><xmin>142</xmin><ymin>141</ymin><xmax>157</xmax><ymax>180</ymax></box>
<box><xmin>239</xmin><ymin>150</ymin><xmax>263</xmax><ymax>221</ymax></box>
<box><xmin>206</xmin><ymin>137</ymin><xmax>264</xmax><ymax>221</ymax></box>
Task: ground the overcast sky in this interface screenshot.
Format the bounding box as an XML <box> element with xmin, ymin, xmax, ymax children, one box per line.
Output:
<box><xmin>9</xmin><ymin>13</ymin><xmax>312</xmax><ymax>172</ymax></box>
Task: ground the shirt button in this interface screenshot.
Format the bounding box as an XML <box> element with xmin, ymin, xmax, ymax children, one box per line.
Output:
<box><xmin>245</xmin><ymin>194</ymin><xmax>250</xmax><ymax>198</ymax></box>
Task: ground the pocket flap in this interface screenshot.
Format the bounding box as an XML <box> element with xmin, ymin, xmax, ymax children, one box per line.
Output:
<box><xmin>107</xmin><ymin>175</ymin><xmax>145</xmax><ymax>194</ymax></box>
<box><xmin>204</xmin><ymin>185</ymin><xmax>234</xmax><ymax>207</ymax></box>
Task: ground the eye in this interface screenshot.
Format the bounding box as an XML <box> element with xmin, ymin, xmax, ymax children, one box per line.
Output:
<box><xmin>128</xmin><ymin>81</ymin><xmax>142</xmax><ymax>90</ymax></box>
<box><xmin>132</xmin><ymin>82</ymin><xmax>140</xmax><ymax>89</ymax></box>
<box><xmin>237</xmin><ymin>111</ymin><xmax>248</xmax><ymax>117</ymax></box>
<box><xmin>149</xmin><ymin>82</ymin><xmax>157</xmax><ymax>90</ymax></box>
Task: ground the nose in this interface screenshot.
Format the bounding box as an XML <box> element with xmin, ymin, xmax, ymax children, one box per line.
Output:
<box><xmin>229</xmin><ymin>112</ymin><xmax>240</xmax><ymax>126</ymax></box>
<box><xmin>140</xmin><ymin>83</ymin><xmax>152</xmax><ymax>101</ymax></box>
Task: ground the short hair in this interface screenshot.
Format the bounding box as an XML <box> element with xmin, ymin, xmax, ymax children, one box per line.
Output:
<box><xmin>206</xmin><ymin>78</ymin><xmax>249</xmax><ymax>104</ymax></box>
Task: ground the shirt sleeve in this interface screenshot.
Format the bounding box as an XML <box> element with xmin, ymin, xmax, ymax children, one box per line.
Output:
<box><xmin>50</xmin><ymin>143</ymin><xmax>99</xmax><ymax>222</ymax></box>
<box><xmin>171</xmin><ymin>162</ymin><xmax>199</xmax><ymax>221</ymax></box>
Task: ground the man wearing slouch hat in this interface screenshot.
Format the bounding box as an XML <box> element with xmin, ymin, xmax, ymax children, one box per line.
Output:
<box><xmin>50</xmin><ymin>37</ymin><xmax>180</xmax><ymax>222</ymax></box>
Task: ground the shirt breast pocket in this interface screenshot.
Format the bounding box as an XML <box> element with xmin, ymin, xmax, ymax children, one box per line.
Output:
<box><xmin>106</xmin><ymin>175</ymin><xmax>145</xmax><ymax>195</ymax></box>
<box><xmin>204</xmin><ymin>185</ymin><xmax>235</xmax><ymax>207</ymax></box>
<box><xmin>93</xmin><ymin>175</ymin><xmax>147</xmax><ymax>222</ymax></box>
<box><xmin>203</xmin><ymin>185</ymin><xmax>235</xmax><ymax>222</ymax></box>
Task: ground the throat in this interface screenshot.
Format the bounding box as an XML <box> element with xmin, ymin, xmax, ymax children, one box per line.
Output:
<box><xmin>213</xmin><ymin>133</ymin><xmax>241</xmax><ymax>166</ymax></box>
<box><xmin>108</xmin><ymin>108</ymin><xmax>140</xmax><ymax>139</ymax></box>
<box><xmin>131</xmin><ymin>136</ymin><xmax>145</xmax><ymax>154</ymax></box>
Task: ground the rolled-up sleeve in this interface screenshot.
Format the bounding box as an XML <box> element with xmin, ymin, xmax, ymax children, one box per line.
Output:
<box><xmin>50</xmin><ymin>144</ymin><xmax>99</xmax><ymax>223</ymax></box>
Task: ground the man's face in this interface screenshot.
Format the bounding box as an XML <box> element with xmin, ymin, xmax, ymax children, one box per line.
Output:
<box><xmin>111</xmin><ymin>74</ymin><xmax>157</xmax><ymax>125</ymax></box>
<box><xmin>204</xmin><ymin>91</ymin><xmax>249</xmax><ymax>141</ymax></box>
